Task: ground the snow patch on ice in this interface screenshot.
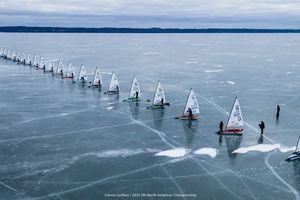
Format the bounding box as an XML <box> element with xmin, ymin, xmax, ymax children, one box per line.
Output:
<box><xmin>185</xmin><ymin>61</ymin><xmax>198</xmax><ymax>64</ymax></box>
<box><xmin>227</xmin><ymin>81</ymin><xmax>236</xmax><ymax>85</ymax></box>
<box><xmin>205</xmin><ymin>69</ymin><xmax>224</xmax><ymax>73</ymax></box>
<box><xmin>155</xmin><ymin>148</ymin><xmax>187</xmax><ymax>158</ymax></box>
<box><xmin>142</xmin><ymin>52</ymin><xmax>161</xmax><ymax>55</ymax></box>
<box><xmin>60</xmin><ymin>113</ymin><xmax>69</xmax><ymax>116</ymax></box>
<box><xmin>106</xmin><ymin>106</ymin><xmax>114</xmax><ymax>110</ymax></box>
<box><xmin>194</xmin><ymin>148</ymin><xmax>218</xmax><ymax>158</ymax></box>
<box><xmin>233</xmin><ymin>144</ymin><xmax>280</xmax><ymax>154</ymax></box>
<box><xmin>279</xmin><ymin>146</ymin><xmax>296</xmax><ymax>153</ymax></box>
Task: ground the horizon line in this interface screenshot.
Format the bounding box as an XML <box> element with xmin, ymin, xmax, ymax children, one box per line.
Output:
<box><xmin>1</xmin><ymin>26</ymin><xmax>300</xmax><ymax>33</ymax></box>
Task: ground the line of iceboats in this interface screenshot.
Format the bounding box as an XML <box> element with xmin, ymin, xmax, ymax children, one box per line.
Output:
<box><xmin>1</xmin><ymin>48</ymin><xmax>299</xmax><ymax>162</ymax></box>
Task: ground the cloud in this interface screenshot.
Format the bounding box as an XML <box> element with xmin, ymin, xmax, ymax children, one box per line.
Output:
<box><xmin>0</xmin><ymin>0</ymin><xmax>300</xmax><ymax>28</ymax></box>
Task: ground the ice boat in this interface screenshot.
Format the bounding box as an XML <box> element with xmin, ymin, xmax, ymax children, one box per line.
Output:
<box><xmin>104</xmin><ymin>72</ymin><xmax>119</xmax><ymax>94</ymax></box>
<box><xmin>33</xmin><ymin>55</ymin><xmax>40</xmax><ymax>68</ymax></box>
<box><xmin>26</xmin><ymin>54</ymin><xmax>33</xmax><ymax>66</ymax></box>
<box><xmin>55</xmin><ymin>60</ymin><xmax>65</xmax><ymax>76</ymax></box>
<box><xmin>123</xmin><ymin>75</ymin><xmax>140</xmax><ymax>102</ymax></box>
<box><xmin>286</xmin><ymin>135</ymin><xmax>300</xmax><ymax>162</ymax></box>
<box><xmin>38</xmin><ymin>56</ymin><xmax>45</xmax><ymax>69</ymax></box>
<box><xmin>77</xmin><ymin>64</ymin><xmax>88</xmax><ymax>83</ymax></box>
<box><xmin>63</xmin><ymin>62</ymin><xmax>75</xmax><ymax>79</ymax></box>
<box><xmin>44</xmin><ymin>61</ymin><xmax>54</xmax><ymax>73</ymax></box>
<box><xmin>147</xmin><ymin>81</ymin><xmax>169</xmax><ymax>109</ymax></box>
<box><xmin>223</xmin><ymin>97</ymin><xmax>244</xmax><ymax>135</ymax></box>
<box><xmin>91</xmin><ymin>67</ymin><xmax>102</xmax><ymax>87</ymax></box>
<box><xmin>175</xmin><ymin>88</ymin><xmax>199</xmax><ymax>120</ymax></box>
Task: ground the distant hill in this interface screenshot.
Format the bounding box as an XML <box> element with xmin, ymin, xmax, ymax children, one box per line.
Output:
<box><xmin>1</xmin><ymin>26</ymin><xmax>300</xmax><ymax>33</ymax></box>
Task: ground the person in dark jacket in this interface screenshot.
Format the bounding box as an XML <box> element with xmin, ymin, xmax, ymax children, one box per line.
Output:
<box><xmin>135</xmin><ymin>91</ymin><xmax>139</xmax><ymax>99</ymax></box>
<box><xmin>259</xmin><ymin>121</ymin><xmax>265</xmax><ymax>134</ymax></box>
<box><xmin>219</xmin><ymin>121</ymin><xmax>224</xmax><ymax>133</ymax></box>
<box><xmin>276</xmin><ymin>105</ymin><xmax>280</xmax><ymax>118</ymax></box>
<box><xmin>187</xmin><ymin>108</ymin><xmax>193</xmax><ymax>119</ymax></box>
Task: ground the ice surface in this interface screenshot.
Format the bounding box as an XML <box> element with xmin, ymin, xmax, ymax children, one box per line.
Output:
<box><xmin>0</xmin><ymin>33</ymin><xmax>300</xmax><ymax>200</ymax></box>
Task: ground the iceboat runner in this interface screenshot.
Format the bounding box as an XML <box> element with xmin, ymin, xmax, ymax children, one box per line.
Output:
<box><xmin>63</xmin><ymin>62</ymin><xmax>75</xmax><ymax>79</ymax></box>
<box><xmin>286</xmin><ymin>135</ymin><xmax>300</xmax><ymax>162</ymax></box>
<box><xmin>77</xmin><ymin>64</ymin><xmax>88</xmax><ymax>83</ymax></box>
<box><xmin>175</xmin><ymin>88</ymin><xmax>199</xmax><ymax>120</ymax></box>
<box><xmin>147</xmin><ymin>81</ymin><xmax>169</xmax><ymax>109</ymax></box>
<box><xmin>123</xmin><ymin>75</ymin><xmax>141</xmax><ymax>102</ymax></box>
<box><xmin>222</xmin><ymin>97</ymin><xmax>244</xmax><ymax>135</ymax></box>
<box><xmin>104</xmin><ymin>72</ymin><xmax>119</xmax><ymax>94</ymax></box>
<box><xmin>91</xmin><ymin>67</ymin><xmax>102</xmax><ymax>87</ymax></box>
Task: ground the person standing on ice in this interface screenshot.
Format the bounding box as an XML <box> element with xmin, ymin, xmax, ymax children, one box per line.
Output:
<box><xmin>219</xmin><ymin>121</ymin><xmax>224</xmax><ymax>133</ymax></box>
<box><xmin>276</xmin><ymin>105</ymin><xmax>280</xmax><ymax>118</ymax></box>
<box><xmin>135</xmin><ymin>91</ymin><xmax>139</xmax><ymax>99</ymax></box>
<box><xmin>259</xmin><ymin>121</ymin><xmax>265</xmax><ymax>134</ymax></box>
<box><xmin>187</xmin><ymin>108</ymin><xmax>193</xmax><ymax>119</ymax></box>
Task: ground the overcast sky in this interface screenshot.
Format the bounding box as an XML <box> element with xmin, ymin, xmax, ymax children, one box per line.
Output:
<box><xmin>0</xmin><ymin>0</ymin><xmax>299</xmax><ymax>28</ymax></box>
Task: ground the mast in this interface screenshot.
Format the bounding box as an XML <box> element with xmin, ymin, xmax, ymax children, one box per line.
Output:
<box><xmin>225</xmin><ymin>96</ymin><xmax>237</xmax><ymax>129</ymax></box>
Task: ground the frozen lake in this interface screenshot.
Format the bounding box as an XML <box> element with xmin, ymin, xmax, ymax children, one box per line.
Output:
<box><xmin>0</xmin><ymin>33</ymin><xmax>300</xmax><ymax>200</ymax></box>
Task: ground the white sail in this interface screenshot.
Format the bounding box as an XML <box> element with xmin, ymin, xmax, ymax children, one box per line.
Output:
<box><xmin>226</xmin><ymin>97</ymin><xmax>244</xmax><ymax>129</ymax></box>
<box><xmin>39</xmin><ymin>56</ymin><xmax>45</xmax><ymax>68</ymax></box>
<box><xmin>56</xmin><ymin>60</ymin><xmax>64</xmax><ymax>74</ymax></box>
<box><xmin>92</xmin><ymin>67</ymin><xmax>102</xmax><ymax>86</ymax></box>
<box><xmin>65</xmin><ymin>62</ymin><xmax>75</xmax><ymax>77</ymax></box>
<box><xmin>3</xmin><ymin>49</ymin><xmax>7</xmax><ymax>57</ymax></box>
<box><xmin>26</xmin><ymin>54</ymin><xmax>32</xmax><ymax>65</ymax></box>
<box><xmin>11</xmin><ymin>50</ymin><xmax>16</xmax><ymax>60</ymax></box>
<box><xmin>183</xmin><ymin>88</ymin><xmax>200</xmax><ymax>116</ymax></box>
<box><xmin>16</xmin><ymin>52</ymin><xmax>21</xmax><ymax>60</ymax></box>
<box><xmin>77</xmin><ymin>64</ymin><xmax>87</xmax><ymax>81</ymax></box>
<box><xmin>7</xmin><ymin>50</ymin><xmax>11</xmax><ymax>59</ymax></box>
<box><xmin>0</xmin><ymin>48</ymin><xmax>3</xmax><ymax>56</ymax></box>
<box><xmin>153</xmin><ymin>81</ymin><xmax>165</xmax><ymax>105</ymax></box>
<box><xmin>129</xmin><ymin>76</ymin><xmax>140</xmax><ymax>98</ymax></box>
<box><xmin>21</xmin><ymin>53</ymin><xmax>26</xmax><ymax>62</ymax></box>
<box><xmin>33</xmin><ymin>55</ymin><xmax>40</xmax><ymax>66</ymax></box>
<box><xmin>108</xmin><ymin>72</ymin><xmax>119</xmax><ymax>92</ymax></box>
